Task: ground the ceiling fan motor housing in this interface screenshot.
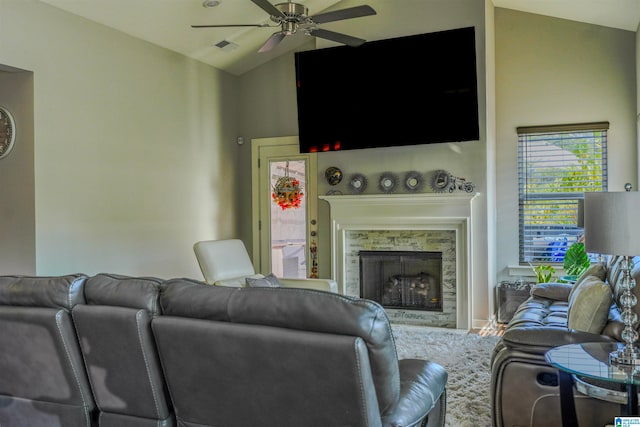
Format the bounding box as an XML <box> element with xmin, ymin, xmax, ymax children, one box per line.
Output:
<box><xmin>273</xmin><ymin>3</ymin><xmax>306</xmax><ymax>19</ymax></box>
<box><xmin>271</xmin><ymin>2</ymin><xmax>309</xmax><ymax>34</ymax></box>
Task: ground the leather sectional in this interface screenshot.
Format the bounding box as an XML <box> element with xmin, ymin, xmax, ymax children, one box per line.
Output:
<box><xmin>491</xmin><ymin>256</ymin><xmax>640</xmax><ymax>427</ymax></box>
<box><xmin>0</xmin><ymin>273</ymin><xmax>447</xmax><ymax>427</ymax></box>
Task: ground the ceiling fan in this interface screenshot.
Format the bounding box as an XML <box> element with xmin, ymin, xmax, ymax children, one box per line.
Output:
<box><xmin>192</xmin><ymin>0</ymin><xmax>376</xmax><ymax>53</ymax></box>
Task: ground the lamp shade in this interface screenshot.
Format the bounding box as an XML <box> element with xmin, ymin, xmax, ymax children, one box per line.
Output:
<box><xmin>584</xmin><ymin>191</ymin><xmax>640</xmax><ymax>256</ymax></box>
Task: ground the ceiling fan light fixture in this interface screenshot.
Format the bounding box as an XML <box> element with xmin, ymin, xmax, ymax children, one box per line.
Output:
<box><xmin>202</xmin><ymin>0</ymin><xmax>221</xmax><ymax>8</ymax></box>
<box><xmin>282</xmin><ymin>20</ymin><xmax>298</xmax><ymax>35</ymax></box>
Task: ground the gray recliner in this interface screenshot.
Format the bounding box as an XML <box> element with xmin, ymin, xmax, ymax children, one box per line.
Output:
<box><xmin>72</xmin><ymin>273</ymin><xmax>174</xmax><ymax>427</ymax></box>
<box><xmin>0</xmin><ymin>274</ymin><xmax>95</xmax><ymax>427</ymax></box>
<box><xmin>153</xmin><ymin>278</ymin><xmax>447</xmax><ymax>427</ymax></box>
<box><xmin>193</xmin><ymin>239</ymin><xmax>338</xmax><ymax>292</ymax></box>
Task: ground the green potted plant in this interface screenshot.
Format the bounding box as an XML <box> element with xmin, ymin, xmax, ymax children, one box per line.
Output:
<box><xmin>561</xmin><ymin>241</ymin><xmax>590</xmax><ymax>283</ymax></box>
<box><xmin>530</xmin><ymin>264</ymin><xmax>556</xmax><ymax>283</ymax></box>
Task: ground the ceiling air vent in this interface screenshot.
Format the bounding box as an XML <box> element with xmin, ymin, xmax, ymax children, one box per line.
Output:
<box><xmin>214</xmin><ymin>40</ymin><xmax>239</xmax><ymax>52</ymax></box>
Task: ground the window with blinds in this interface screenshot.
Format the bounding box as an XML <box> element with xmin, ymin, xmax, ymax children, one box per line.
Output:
<box><xmin>517</xmin><ymin>122</ymin><xmax>608</xmax><ymax>264</ymax></box>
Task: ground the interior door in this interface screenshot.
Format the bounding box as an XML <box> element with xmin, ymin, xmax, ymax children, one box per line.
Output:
<box><xmin>251</xmin><ymin>136</ymin><xmax>318</xmax><ymax>278</ymax></box>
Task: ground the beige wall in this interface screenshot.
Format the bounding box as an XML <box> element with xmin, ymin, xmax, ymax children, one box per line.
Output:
<box><xmin>240</xmin><ymin>0</ymin><xmax>492</xmax><ymax>327</ymax></box>
<box><xmin>0</xmin><ymin>70</ymin><xmax>35</xmax><ymax>274</ymax></box>
<box><xmin>1</xmin><ymin>0</ymin><xmax>637</xmax><ymax>325</ymax></box>
<box><xmin>495</xmin><ymin>8</ymin><xmax>637</xmax><ymax>281</ymax></box>
<box><xmin>240</xmin><ymin>2</ymin><xmax>638</xmax><ymax>325</ymax></box>
<box><xmin>0</xmin><ymin>0</ymin><xmax>240</xmax><ymax>278</ymax></box>
<box><xmin>484</xmin><ymin>0</ymin><xmax>497</xmax><ymax>318</ymax></box>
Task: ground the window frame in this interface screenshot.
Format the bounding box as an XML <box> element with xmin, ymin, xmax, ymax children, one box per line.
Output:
<box><xmin>517</xmin><ymin>122</ymin><xmax>608</xmax><ymax>265</ymax></box>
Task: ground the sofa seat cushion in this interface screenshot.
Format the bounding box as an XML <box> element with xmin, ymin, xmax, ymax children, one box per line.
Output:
<box><xmin>508</xmin><ymin>296</ymin><xmax>569</xmax><ymax>329</ymax></box>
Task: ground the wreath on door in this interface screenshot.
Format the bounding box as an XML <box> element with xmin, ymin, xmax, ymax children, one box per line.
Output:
<box><xmin>272</xmin><ymin>162</ymin><xmax>304</xmax><ymax>210</ymax></box>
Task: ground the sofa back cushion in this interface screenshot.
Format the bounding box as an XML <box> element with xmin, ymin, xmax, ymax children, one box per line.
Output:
<box><xmin>72</xmin><ymin>274</ymin><xmax>174</xmax><ymax>427</ymax></box>
<box><xmin>0</xmin><ymin>273</ymin><xmax>86</xmax><ymax>309</ymax></box>
<box><xmin>158</xmin><ymin>279</ymin><xmax>400</xmax><ymax>414</ymax></box>
<box><xmin>606</xmin><ymin>256</ymin><xmax>640</xmax><ymax>318</ymax></box>
<box><xmin>154</xmin><ymin>316</ymin><xmax>382</xmax><ymax>427</ymax></box>
<box><xmin>606</xmin><ymin>256</ymin><xmax>633</xmax><ymax>295</ymax></box>
<box><xmin>0</xmin><ymin>275</ymin><xmax>95</xmax><ymax>427</ymax></box>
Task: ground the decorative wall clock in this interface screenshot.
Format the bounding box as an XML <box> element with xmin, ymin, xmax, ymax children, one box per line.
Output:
<box><xmin>0</xmin><ymin>106</ymin><xmax>16</xmax><ymax>159</ymax></box>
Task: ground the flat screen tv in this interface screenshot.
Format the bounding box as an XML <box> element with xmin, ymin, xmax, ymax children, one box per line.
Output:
<box><xmin>295</xmin><ymin>26</ymin><xmax>479</xmax><ymax>153</ymax></box>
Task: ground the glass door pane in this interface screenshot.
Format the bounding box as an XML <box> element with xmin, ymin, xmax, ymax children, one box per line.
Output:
<box><xmin>269</xmin><ymin>159</ymin><xmax>307</xmax><ymax>278</ymax></box>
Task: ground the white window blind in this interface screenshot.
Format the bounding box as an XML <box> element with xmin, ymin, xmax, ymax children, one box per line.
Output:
<box><xmin>517</xmin><ymin>122</ymin><xmax>608</xmax><ymax>264</ymax></box>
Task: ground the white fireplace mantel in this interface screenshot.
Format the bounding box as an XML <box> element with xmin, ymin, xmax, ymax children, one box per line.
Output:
<box><xmin>319</xmin><ymin>193</ymin><xmax>478</xmax><ymax>329</ymax></box>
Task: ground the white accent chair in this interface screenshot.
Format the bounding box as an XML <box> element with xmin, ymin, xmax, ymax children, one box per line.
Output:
<box><xmin>193</xmin><ymin>239</ymin><xmax>338</xmax><ymax>293</ymax></box>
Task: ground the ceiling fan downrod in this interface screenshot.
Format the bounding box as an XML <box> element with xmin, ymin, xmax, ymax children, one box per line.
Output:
<box><xmin>272</xmin><ymin>1</ymin><xmax>307</xmax><ymax>20</ymax></box>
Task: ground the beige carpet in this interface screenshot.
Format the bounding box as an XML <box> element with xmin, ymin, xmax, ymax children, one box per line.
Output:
<box><xmin>391</xmin><ymin>324</ymin><xmax>500</xmax><ymax>427</ymax></box>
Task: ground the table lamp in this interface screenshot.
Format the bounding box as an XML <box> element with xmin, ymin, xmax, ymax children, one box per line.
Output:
<box><xmin>584</xmin><ymin>185</ymin><xmax>640</xmax><ymax>365</ymax></box>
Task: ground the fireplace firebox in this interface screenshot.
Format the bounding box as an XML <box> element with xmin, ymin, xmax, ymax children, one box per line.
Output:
<box><xmin>359</xmin><ymin>251</ymin><xmax>443</xmax><ymax>311</ymax></box>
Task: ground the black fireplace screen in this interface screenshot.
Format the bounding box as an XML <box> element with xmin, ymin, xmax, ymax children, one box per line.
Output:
<box><xmin>359</xmin><ymin>250</ymin><xmax>443</xmax><ymax>311</ymax></box>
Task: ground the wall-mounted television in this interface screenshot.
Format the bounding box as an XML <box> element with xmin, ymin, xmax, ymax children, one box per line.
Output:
<box><xmin>294</xmin><ymin>26</ymin><xmax>479</xmax><ymax>153</ymax></box>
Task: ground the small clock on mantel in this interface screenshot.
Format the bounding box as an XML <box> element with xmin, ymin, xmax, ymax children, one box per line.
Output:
<box><xmin>0</xmin><ymin>106</ymin><xmax>16</xmax><ymax>159</ymax></box>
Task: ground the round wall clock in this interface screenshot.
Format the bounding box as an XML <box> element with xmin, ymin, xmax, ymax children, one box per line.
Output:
<box><xmin>0</xmin><ymin>106</ymin><xmax>16</xmax><ymax>159</ymax></box>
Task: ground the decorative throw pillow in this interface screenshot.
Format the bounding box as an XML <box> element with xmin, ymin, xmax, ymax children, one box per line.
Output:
<box><xmin>568</xmin><ymin>263</ymin><xmax>607</xmax><ymax>301</ymax></box>
<box><xmin>245</xmin><ymin>273</ymin><xmax>283</xmax><ymax>288</ymax></box>
<box><xmin>216</xmin><ymin>274</ymin><xmax>264</xmax><ymax>287</ymax></box>
<box><xmin>567</xmin><ymin>275</ymin><xmax>612</xmax><ymax>334</ymax></box>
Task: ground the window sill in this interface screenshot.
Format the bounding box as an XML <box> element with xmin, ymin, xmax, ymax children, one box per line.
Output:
<box><xmin>507</xmin><ymin>264</ymin><xmax>567</xmax><ymax>278</ymax></box>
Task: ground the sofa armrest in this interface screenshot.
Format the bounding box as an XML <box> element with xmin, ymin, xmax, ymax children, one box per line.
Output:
<box><xmin>381</xmin><ymin>359</ymin><xmax>447</xmax><ymax>427</ymax></box>
<box><xmin>530</xmin><ymin>282</ymin><xmax>573</xmax><ymax>301</ymax></box>
<box><xmin>278</xmin><ymin>278</ymin><xmax>338</xmax><ymax>293</ymax></box>
<box><xmin>502</xmin><ymin>326</ymin><xmax>614</xmax><ymax>354</ymax></box>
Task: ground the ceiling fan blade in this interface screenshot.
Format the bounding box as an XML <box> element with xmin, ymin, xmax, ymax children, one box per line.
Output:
<box><xmin>191</xmin><ymin>24</ymin><xmax>268</xmax><ymax>28</ymax></box>
<box><xmin>250</xmin><ymin>0</ymin><xmax>286</xmax><ymax>18</ymax></box>
<box><xmin>310</xmin><ymin>5</ymin><xmax>376</xmax><ymax>24</ymax></box>
<box><xmin>309</xmin><ymin>28</ymin><xmax>366</xmax><ymax>47</ymax></box>
<box><xmin>258</xmin><ymin>32</ymin><xmax>286</xmax><ymax>53</ymax></box>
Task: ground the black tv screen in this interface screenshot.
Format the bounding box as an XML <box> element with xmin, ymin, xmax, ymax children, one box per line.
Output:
<box><xmin>295</xmin><ymin>27</ymin><xmax>479</xmax><ymax>153</ymax></box>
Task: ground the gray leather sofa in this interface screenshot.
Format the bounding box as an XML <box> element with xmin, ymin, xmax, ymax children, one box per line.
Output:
<box><xmin>491</xmin><ymin>256</ymin><xmax>640</xmax><ymax>427</ymax></box>
<box><xmin>0</xmin><ymin>273</ymin><xmax>447</xmax><ymax>427</ymax></box>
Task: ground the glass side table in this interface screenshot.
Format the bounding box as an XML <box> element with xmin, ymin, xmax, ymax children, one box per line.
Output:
<box><xmin>546</xmin><ymin>342</ymin><xmax>640</xmax><ymax>427</ymax></box>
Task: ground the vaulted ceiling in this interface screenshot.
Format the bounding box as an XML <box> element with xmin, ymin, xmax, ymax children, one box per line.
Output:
<box><xmin>39</xmin><ymin>0</ymin><xmax>640</xmax><ymax>76</ymax></box>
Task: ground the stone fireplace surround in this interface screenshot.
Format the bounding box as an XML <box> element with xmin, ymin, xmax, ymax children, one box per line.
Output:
<box><xmin>348</xmin><ymin>230</ymin><xmax>455</xmax><ymax>328</ymax></box>
<box><xmin>320</xmin><ymin>193</ymin><xmax>478</xmax><ymax>329</ymax></box>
